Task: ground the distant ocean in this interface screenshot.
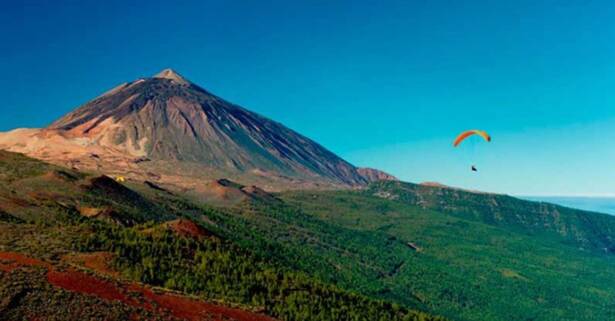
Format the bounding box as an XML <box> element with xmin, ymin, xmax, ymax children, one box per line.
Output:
<box><xmin>520</xmin><ymin>196</ymin><xmax>615</xmax><ymax>215</ymax></box>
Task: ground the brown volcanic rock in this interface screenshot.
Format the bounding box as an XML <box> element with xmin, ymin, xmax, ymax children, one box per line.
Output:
<box><xmin>77</xmin><ymin>206</ymin><xmax>135</xmax><ymax>226</ymax></box>
<box><xmin>42</xmin><ymin>69</ymin><xmax>366</xmax><ymax>187</ymax></box>
<box><xmin>420</xmin><ymin>181</ymin><xmax>449</xmax><ymax>188</ymax></box>
<box><xmin>357</xmin><ymin>167</ymin><xmax>398</xmax><ymax>182</ymax></box>
<box><xmin>202</xmin><ymin>179</ymin><xmax>249</xmax><ymax>202</ymax></box>
<box><xmin>163</xmin><ymin>218</ymin><xmax>217</xmax><ymax>239</ymax></box>
<box><xmin>189</xmin><ymin>178</ymin><xmax>279</xmax><ymax>205</ymax></box>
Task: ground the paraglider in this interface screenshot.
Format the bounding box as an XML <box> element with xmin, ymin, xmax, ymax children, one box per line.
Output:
<box><xmin>453</xmin><ymin>130</ymin><xmax>491</xmax><ymax>147</ymax></box>
<box><xmin>453</xmin><ymin>130</ymin><xmax>491</xmax><ymax>172</ymax></box>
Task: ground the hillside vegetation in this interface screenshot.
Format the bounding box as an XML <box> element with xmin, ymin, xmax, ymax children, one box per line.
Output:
<box><xmin>366</xmin><ymin>181</ymin><xmax>615</xmax><ymax>254</ymax></box>
<box><xmin>277</xmin><ymin>187</ymin><xmax>615</xmax><ymax>321</ymax></box>
<box><xmin>0</xmin><ymin>150</ymin><xmax>443</xmax><ymax>321</ymax></box>
<box><xmin>3</xmin><ymin>149</ymin><xmax>615</xmax><ymax>321</ymax></box>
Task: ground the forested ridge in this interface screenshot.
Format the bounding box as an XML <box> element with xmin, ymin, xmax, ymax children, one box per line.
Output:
<box><xmin>75</xmin><ymin>222</ymin><xmax>445</xmax><ymax>321</ymax></box>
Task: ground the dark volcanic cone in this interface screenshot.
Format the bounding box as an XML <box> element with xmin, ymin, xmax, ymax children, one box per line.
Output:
<box><xmin>48</xmin><ymin>69</ymin><xmax>366</xmax><ymax>185</ymax></box>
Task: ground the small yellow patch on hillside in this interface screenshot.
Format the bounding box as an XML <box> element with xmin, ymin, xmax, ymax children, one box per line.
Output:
<box><xmin>499</xmin><ymin>268</ymin><xmax>529</xmax><ymax>282</ymax></box>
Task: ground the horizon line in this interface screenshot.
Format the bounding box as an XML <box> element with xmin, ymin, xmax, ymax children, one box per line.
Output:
<box><xmin>514</xmin><ymin>194</ymin><xmax>615</xmax><ymax>198</ymax></box>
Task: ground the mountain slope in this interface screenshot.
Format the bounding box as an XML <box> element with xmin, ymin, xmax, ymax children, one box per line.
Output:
<box><xmin>0</xmin><ymin>150</ymin><xmax>445</xmax><ymax>321</ymax></box>
<box><xmin>0</xmin><ymin>251</ymin><xmax>277</xmax><ymax>321</ymax></box>
<box><xmin>277</xmin><ymin>187</ymin><xmax>615</xmax><ymax>321</ymax></box>
<box><xmin>4</xmin><ymin>148</ymin><xmax>615</xmax><ymax>321</ymax></box>
<box><xmin>367</xmin><ymin>180</ymin><xmax>615</xmax><ymax>254</ymax></box>
<box><xmin>0</xmin><ymin>69</ymin><xmax>366</xmax><ymax>186</ymax></box>
<box><xmin>357</xmin><ymin>167</ymin><xmax>398</xmax><ymax>182</ymax></box>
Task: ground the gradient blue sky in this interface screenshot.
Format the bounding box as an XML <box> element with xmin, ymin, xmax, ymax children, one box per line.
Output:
<box><xmin>1</xmin><ymin>1</ymin><xmax>614</xmax><ymax>196</ymax></box>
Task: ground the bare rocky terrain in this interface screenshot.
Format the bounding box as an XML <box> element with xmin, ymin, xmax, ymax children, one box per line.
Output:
<box><xmin>0</xmin><ymin>69</ymin><xmax>393</xmax><ymax>192</ymax></box>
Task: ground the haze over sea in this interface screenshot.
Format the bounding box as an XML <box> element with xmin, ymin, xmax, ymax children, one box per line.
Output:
<box><xmin>521</xmin><ymin>196</ymin><xmax>615</xmax><ymax>215</ymax></box>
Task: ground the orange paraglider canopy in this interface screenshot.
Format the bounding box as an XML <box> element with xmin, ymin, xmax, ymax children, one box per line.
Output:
<box><xmin>453</xmin><ymin>130</ymin><xmax>491</xmax><ymax>147</ymax></box>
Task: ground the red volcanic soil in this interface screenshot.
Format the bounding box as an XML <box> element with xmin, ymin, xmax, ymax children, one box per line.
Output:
<box><xmin>0</xmin><ymin>251</ymin><xmax>51</xmax><ymax>269</ymax></box>
<box><xmin>47</xmin><ymin>269</ymin><xmax>135</xmax><ymax>304</ymax></box>
<box><xmin>0</xmin><ymin>251</ymin><xmax>276</xmax><ymax>321</ymax></box>
<box><xmin>133</xmin><ymin>285</ymin><xmax>275</xmax><ymax>321</ymax></box>
<box><xmin>164</xmin><ymin>219</ymin><xmax>215</xmax><ymax>239</ymax></box>
<box><xmin>0</xmin><ymin>261</ymin><xmax>20</xmax><ymax>272</ymax></box>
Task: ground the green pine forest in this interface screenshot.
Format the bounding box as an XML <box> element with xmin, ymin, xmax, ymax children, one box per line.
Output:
<box><xmin>1</xmin><ymin>150</ymin><xmax>615</xmax><ymax>321</ymax></box>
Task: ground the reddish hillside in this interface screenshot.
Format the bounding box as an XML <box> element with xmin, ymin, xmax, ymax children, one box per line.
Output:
<box><xmin>163</xmin><ymin>219</ymin><xmax>216</xmax><ymax>239</ymax></box>
<box><xmin>0</xmin><ymin>251</ymin><xmax>277</xmax><ymax>321</ymax></box>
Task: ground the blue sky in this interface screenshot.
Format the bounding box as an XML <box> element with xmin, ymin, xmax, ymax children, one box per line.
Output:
<box><xmin>1</xmin><ymin>0</ymin><xmax>614</xmax><ymax>195</ymax></box>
